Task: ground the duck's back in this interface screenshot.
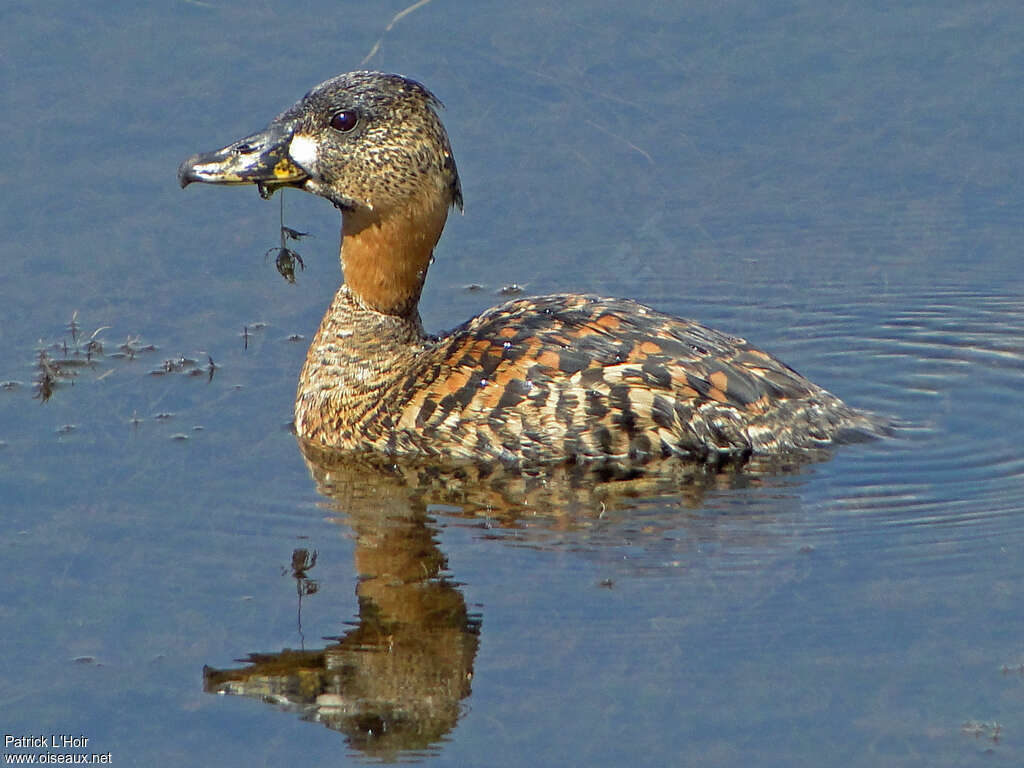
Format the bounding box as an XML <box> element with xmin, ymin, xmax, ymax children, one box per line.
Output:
<box><xmin>358</xmin><ymin>294</ymin><xmax>874</xmax><ymax>465</ymax></box>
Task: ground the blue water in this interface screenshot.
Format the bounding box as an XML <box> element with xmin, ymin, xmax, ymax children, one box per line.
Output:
<box><xmin>2</xmin><ymin>1</ymin><xmax>1023</xmax><ymax>766</ymax></box>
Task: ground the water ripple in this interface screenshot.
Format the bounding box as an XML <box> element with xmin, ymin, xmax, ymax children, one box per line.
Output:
<box><xmin>598</xmin><ymin>286</ymin><xmax>1024</xmax><ymax>576</ymax></box>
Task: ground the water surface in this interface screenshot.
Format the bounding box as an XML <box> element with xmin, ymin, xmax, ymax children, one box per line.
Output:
<box><xmin>2</xmin><ymin>1</ymin><xmax>1023</xmax><ymax>766</ymax></box>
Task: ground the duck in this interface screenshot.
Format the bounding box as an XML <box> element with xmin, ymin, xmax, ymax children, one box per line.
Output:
<box><xmin>179</xmin><ymin>71</ymin><xmax>879</xmax><ymax>467</ymax></box>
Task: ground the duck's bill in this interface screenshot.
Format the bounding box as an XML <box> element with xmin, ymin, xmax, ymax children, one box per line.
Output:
<box><xmin>178</xmin><ymin>121</ymin><xmax>308</xmax><ymax>199</ymax></box>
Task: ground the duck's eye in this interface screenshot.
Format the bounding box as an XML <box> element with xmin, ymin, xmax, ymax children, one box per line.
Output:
<box><xmin>329</xmin><ymin>110</ymin><xmax>359</xmax><ymax>132</ymax></box>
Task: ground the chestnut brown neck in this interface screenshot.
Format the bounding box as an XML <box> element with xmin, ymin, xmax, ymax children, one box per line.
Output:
<box><xmin>340</xmin><ymin>193</ymin><xmax>450</xmax><ymax>317</ymax></box>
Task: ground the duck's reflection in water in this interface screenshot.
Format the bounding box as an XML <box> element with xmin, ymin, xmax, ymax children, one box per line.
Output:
<box><xmin>204</xmin><ymin>448</ymin><xmax>487</xmax><ymax>759</ymax></box>
<box><xmin>204</xmin><ymin>443</ymin><xmax>825</xmax><ymax>758</ymax></box>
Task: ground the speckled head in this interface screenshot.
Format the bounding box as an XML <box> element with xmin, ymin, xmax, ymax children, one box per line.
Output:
<box><xmin>179</xmin><ymin>71</ymin><xmax>463</xmax><ymax>316</ymax></box>
<box><xmin>274</xmin><ymin>71</ymin><xmax>462</xmax><ymax>214</ymax></box>
<box><xmin>179</xmin><ymin>71</ymin><xmax>462</xmax><ymax>212</ymax></box>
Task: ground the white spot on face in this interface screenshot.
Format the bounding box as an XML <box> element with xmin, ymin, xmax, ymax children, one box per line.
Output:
<box><xmin>288</xmin><ymin>134</ymin><xmax>319</xmax><ymax>174</ymax></box>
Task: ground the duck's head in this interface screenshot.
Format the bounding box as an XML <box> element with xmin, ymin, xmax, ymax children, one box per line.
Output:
<box><xmin>179</xmin><ymin>71</ymin><xmax>463</xmax><ymax>316</ymax></box>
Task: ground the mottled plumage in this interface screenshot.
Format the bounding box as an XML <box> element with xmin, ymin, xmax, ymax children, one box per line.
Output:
<box><xmin>179</xmin><ymin>71</ymin><xmax>879</xmax><ymax>468</ymax></box>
